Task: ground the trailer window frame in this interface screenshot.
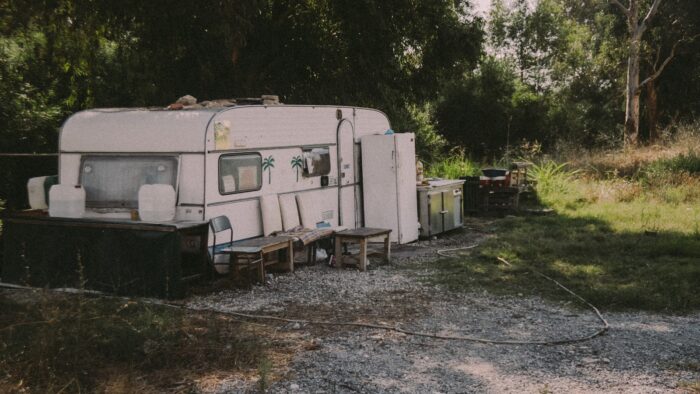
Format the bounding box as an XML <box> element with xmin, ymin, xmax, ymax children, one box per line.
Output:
<box><xmin>218</xmin><ymin>152</ymin><xmax>263</xmax><ymax>195</ymax></box>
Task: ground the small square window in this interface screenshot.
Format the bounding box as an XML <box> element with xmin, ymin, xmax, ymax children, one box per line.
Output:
<box><xmin>302</xmin><ymin>147</ymin><xmax>331</xmax><ymax>177</ymax></box>
<box><xmin>219</xmin><ymin>153</ymin><xmax>262</xmax><ymax>194</ymax></box>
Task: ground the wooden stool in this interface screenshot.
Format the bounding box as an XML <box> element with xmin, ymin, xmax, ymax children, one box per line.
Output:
<box><xmin>334</xmin><ymin>228</ymin><xmax>391</xmax><ymax>271</ymax></box>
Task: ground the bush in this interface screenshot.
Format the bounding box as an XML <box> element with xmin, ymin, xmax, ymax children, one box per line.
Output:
<box><xmin>645</xmin><ymin>150</ymin><xmax>700</xmax><ymax>177</ymax></box>
<box><xmin>425</xmin><ymin>154</ymin><xmax>481</xmax><ymax>179</ymax></box>
<box><xmin>529</xmin><ymin>160</ymin><xmax>579</xmax><ymax>199</ymax></box>
<box><xmin>407</xmin><ymin>104</ymin><xmax>448</xmax><ymax>163</ymax></box>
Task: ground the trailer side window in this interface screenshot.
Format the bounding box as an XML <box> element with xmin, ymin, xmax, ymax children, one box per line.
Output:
<box><xmin>219</xmin><ymin>153</ymin><xmax>262</xmax><ymax>194</ymax></box>
<box><xmin>302</xmin><ymin>147</ymin><xmax>331</xmax><ymax>177</ymax></box>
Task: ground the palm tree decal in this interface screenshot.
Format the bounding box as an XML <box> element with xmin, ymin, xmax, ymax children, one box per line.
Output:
<box><xmin>291</xmin><ymin>155</ymin><xmax>303</xmax><ymax>181</ymax></box>
<box><xmin>262</xmin><ymin>155</ymin><xmax>275</xmax><ymax>184</ymax></box>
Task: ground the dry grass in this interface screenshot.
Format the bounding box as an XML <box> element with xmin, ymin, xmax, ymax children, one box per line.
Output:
<box><xmin>679</xmin><ymin>381</ymin><xmax>700</xmax><ymax>393</ymax></box>
<box><xmin>562</xmin><ymin>124</ymin><xmax>700</xmax><ymax>179</ymax></box>
<box><xmin>0</xmin><ymin>290</ymin><xmax>279</xmax><ymax>393</ymax></box>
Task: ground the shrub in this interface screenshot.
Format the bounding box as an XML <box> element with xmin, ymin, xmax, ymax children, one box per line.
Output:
<box><xmin>425</xmin><ymin>154</ymin><xmax>481</xmax><ymax>179</ymax></box>
<box><xmin>529</xmin><ymin>160</ymin><xmax>579</xmax><ymax>201</ymax></box>
<box><xmin>645</xmin><ymin>150</ymin><xmax>700</xmax><ymax>177</ymax></box>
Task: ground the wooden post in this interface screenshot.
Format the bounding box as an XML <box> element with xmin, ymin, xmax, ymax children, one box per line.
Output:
<box><xmin>335</xmin><ymin>237</ymin><xmax>343</xmax><ymax>268</ymax></box>
<box><xmin>287</xmin><ymin>240</ymin><xmax>294</xmax><ymax>272</ymax></box>
<box><xmin>257</xmin><ymin>253</ymin><xmax>265</xmax><ymax>283</ymax></box>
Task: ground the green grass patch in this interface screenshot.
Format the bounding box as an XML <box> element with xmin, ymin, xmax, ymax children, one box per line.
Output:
<box><xmin>424</xmin><ymin>155</ymin><xmax>700</xmax><ymax>313</ymax></box>
<box><xmin>425</xmin><ymin>155</ymin><xmax>481</xmax><ymax>179</ymax></box>
<box><xmin>0</xmin><ymin>292</ymin><xmax>266</xmax><ymax>392</ymax></box>
<box><xmin>646</xmin><ymin>150</ymin><xmax>700</xmax><ymax>177</ymax></box>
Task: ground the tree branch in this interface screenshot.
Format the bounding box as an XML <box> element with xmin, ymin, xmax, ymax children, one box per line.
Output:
<box><xmin>610</xmin><ymin>0</ymin><xmax>630</xmax><ymax>17</ymax></box>
<box><xmin>639</xmin><ymin>39</ymin><xmax>679</xmax><ymax>89</ymax></box>
<box><xmin>639</xmin><ymin>0</ymin><xmax>663</xmax><ymax>33</ymax></box>
<box><xmin>653</xmin><ymin>45</ymin><xmax>661</xmax><ymax>69</ymax></box>
<box><xmin>640</xmin><ymin>33</ymin><xmax>700</xmax><ymax>90</ymax></box>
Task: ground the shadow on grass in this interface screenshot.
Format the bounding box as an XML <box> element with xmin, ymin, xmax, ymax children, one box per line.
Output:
<box><xmin>429</xmin><ymin>211</ymin><xmax>700</xmax><ymax>314</ymax></box>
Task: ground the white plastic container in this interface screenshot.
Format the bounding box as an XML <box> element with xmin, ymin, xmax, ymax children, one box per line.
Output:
<box><xmin>49</xmin><ymin>184</ymin><xmax>86</xmax><ymax>218</ymax></box>
<box><xmin>27</xmin><ymin>176</ymin><xmax>51</xmax><ymax>209</ymax></box>
<box><xmin>138</xmin><ymin>184</ymin><xmax>176</xmax><ymax>222</ymax></box>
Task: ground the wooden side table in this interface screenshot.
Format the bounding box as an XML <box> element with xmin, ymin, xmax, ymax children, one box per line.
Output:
<box><xmin>334</xmin><ymin>228</ymin><xmax>391</xmax><ymax>271</ymax></box>
<box><xmin>223</xmin><ymin>236</ymin><xmax>294</xmax><ymax>283</ymax></box>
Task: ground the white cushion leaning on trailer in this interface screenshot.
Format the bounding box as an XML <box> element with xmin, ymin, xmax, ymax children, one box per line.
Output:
<box><xmin>279</xmin><ymin>194</ymin><xmax>301</xmax><ymax>231</ymax></box>
<box><xmin>260</xmin><ymin>194</ymin><xmax>283</xmax><ymax>236</ymax></box>
<box><xmin>296</xmin><ymin>193</ymin><xmax>321</xmax><ymax>229</ymax></box>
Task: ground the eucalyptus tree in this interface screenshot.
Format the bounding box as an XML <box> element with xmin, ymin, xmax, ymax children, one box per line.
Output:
<box><xmin>638</xmin><ymin>0</ymin><xmax>700</xmax><ymax>141</ymax></box>
<box><xmin>609</xmin><ymin>0</ymin><xmax>667</xmax><ymax>146</ymax></box>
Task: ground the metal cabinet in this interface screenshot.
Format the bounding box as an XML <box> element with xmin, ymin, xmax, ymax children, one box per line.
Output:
<box><xmin>418</xmin><ymin>180</ymin><xmax>465</xmax><ymax>238</ymax></box>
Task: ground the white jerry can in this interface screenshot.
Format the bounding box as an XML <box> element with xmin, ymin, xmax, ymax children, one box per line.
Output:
<box><xmin>138</xmin><ymin>184</ymin><xmax>176</xmax><ymax>222</ymax></box>
<box><xmin>27</xmin><ymin>176</ymin><xmax>55</xmax><ymax>210</ymax></box>
<box><xmin>49</xmin><ymin>184</ymin><xmax>86</xmax><ymax>218</ymax></box>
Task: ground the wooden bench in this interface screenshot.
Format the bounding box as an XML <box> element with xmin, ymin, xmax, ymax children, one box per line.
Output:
<box><xmin>334</xmin><ymin>228</ymin><xmax>391</xmax><ymax>271</ymax></box>
<box><xmin>277</xmin><ymin>227</ymin><xmax>336</xmax><ymax>265</ymax></box>
<box><xmin>222</xmin><ymin>236</ymin><xmax>294</xmax><ymax>283</ymax></box>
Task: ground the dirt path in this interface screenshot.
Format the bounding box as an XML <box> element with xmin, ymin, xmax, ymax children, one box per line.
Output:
<box><xmin>187</xmin><ymin>231</ymin><xmax>700</xmax><ymax>393</ymax></box>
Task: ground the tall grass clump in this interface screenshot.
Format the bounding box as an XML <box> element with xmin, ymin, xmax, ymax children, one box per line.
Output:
<box><xmin>529</xmin><ymin>160</ymin><xmax>580</xmax><ymax>205</ymax></box>
<box><xmin>425</xmin><ymin>155</ymin><xmax>480</xmax><ymax>179</ymax></box>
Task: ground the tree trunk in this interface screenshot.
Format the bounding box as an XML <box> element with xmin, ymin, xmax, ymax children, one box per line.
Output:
<box><xmin>646</xmin><ymin>79</ymin><xmax>660</xmax><ymax>143</ymax></box>
<box><xmin>624</xmin><ymin>38</ymin><xmax>641</xmax><ymax>146</ymax></box>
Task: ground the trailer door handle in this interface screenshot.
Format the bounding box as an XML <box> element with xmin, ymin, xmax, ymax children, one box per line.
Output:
<box><xmin>440</xmin><ymin>210</ymin><xmax>448</xmax><ymax>214</ymax></box>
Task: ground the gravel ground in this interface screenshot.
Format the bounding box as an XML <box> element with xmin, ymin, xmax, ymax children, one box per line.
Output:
<box><xmin>188</xmin><ymin>231</ymin><xmax>700</xmax><ymax>393</ymax></box>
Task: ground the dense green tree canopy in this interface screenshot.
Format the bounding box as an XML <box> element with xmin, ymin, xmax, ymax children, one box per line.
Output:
<box><xmin>1</xmin><ymin>0</ymin><xmax>700</xmax><ymax>208</ymax></box>
<box><xmin>0</xmin><ymin>0</ymin><xmax>483</xmax><ymax>207</ymax></box>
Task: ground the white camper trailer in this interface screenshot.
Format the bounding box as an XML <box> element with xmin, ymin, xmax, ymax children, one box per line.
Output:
<box><xmin>57</xmin><ymin>102</ymin><xmax>420</xmax><ymax>248</ymax></box>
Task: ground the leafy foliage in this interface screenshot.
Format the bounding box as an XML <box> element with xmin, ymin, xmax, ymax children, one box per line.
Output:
<box><xmin>425</xmin><ymin>155</ymin><xmax>480</xmax><ymax>179</ymax></box>
<box><xmin>0</xmin><ymin>0</ymin><xmax>484</xmax><ymax>209</ymax></box>
<box><xmin>529</xmin><ymin>160</ymin><xmax>579</xmax><ymax>201</ymax></box>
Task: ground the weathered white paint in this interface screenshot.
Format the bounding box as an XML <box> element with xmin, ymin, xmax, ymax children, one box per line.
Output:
<box><xmin>61</xmin><ymin>109</ymin><xmax>218</xmax><ymax>152</ymax></box>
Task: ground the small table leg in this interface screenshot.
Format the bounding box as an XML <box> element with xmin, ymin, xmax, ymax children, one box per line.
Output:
<box><xmin>257</xmin><ymin>252</ymin><xmax>265</xmax><ymax>283</ymax></box>
<box><xmin>334</xmin><ymin>237</ymin><xmax>343</xmax><ymax>268</ymax></box>
<box><xmin>383</xmin><ymin>235</ymin><xmax>391</xmax><ymax>263</ymax></box>
<box><xmin>287</xmin><ymin>240</ymin><xmax>294</xmax><ymax>272</ymax></box>
<box><xmin>359</xmin><ymin>239</ymin><xmax>367</xmax><ymax>271</ymax></box>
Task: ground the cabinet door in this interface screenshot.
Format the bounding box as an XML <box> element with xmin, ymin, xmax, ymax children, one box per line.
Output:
<box><xmin>442</xmin><ymin>190</ymin><xmax>456</xmax><ymax>231</ymax></box>
<box><xmin>429</xmin><ymin>192</ymin><xmax>443</xmax><ymax>236</ymax></box>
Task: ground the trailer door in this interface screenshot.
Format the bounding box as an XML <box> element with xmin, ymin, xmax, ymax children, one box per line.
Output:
<box><xmin>337</xmin><ymin>119</ymin><xmax>356</xmax><ymax>227</ymax></box>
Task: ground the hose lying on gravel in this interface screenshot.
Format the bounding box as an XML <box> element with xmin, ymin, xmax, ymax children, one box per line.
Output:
<box><xmin>436</xmin><ymin>244</ymin><xmax>479</xmax><ymax>257</ymax></box>
<box><xmin>436</xmin><ymin>243</ymin><xmax>609</xmax><ymax>344</ymax></box>
<box><xmin>0</xmin><ymin>251</ymin><xmax>609</xmax><ymax>345</ymax></box>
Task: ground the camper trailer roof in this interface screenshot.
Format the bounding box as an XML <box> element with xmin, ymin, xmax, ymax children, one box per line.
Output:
<box><xmin>60</xmin><ymin>105</ymin><xmax>391</xmax><ymax>153</ymax></box>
